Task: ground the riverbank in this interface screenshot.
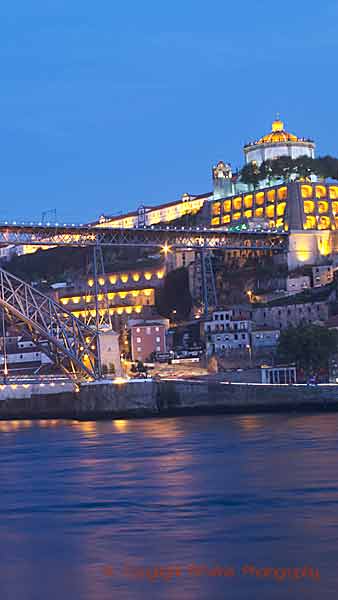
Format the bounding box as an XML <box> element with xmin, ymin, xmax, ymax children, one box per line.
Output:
<box><xmin>1</xmin><ymin>379</ymin><xmax>338</xmax><ymax>420</ymax></box>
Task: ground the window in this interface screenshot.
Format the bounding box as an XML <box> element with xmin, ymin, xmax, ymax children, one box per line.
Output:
<box><xmin>241</xmin><ymin>334</ymin><xmax>246</xmax><ymax>340</ymax></box>
<box><xmin>156</xmin><ymin>337</ymin><xmax>161</xmax><ymax>343</ymax></box>
<box><xmin>146</xmin><ymin>327</ymin><xmax>151</xmax><ymax>334</ymax></box>
<box><xmin>136</xmin><ymin>337</ymin><xmax>141</xmax><ymax>343</ymax></box>
<box><xmin>155</xmin><ymin>327</ymin><xmax>159</xmax><ymax>332</ymax></box>
<box><xmin>137</xmin><ymin>347</ymin><xmax>141</xmax><ymax>352</ymax></box>
<box><xmin>156</xmin><ymin>346</ymin><xmax>161</xmax><ymax>352</ymax></box>
<box><xmin>136</xmin><ymin>328</ymin><xmax>140</xmax><ymax>333</ymax></box>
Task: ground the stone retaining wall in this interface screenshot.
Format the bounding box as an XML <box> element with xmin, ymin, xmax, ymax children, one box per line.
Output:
<box><xmin>0</xmin><ymin>380</ymin><xmax>338</xmax><ymax>420</ymax></box>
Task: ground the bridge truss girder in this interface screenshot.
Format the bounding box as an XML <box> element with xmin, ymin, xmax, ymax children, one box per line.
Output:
<box><xmin>0</xmin><ymin>224</ymin><xmax>288</xmax><ymax>252</ymax></box>
<box><xmin>0</xmin><ymin>268</ymin><xmax>100</xmax><ymax>380</ymax></box>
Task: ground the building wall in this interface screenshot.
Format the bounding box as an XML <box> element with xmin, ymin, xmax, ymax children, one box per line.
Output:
<box><xmin>312</xmin><ymin>265</ymin><xmax>334</xmax><ymax>287</ymax></box>
<box><xmin>131</xmin><ymin>323</ymin><xmax>167</xmax><ymax>362</ymax></box>
<box><xmin>251</xmin><ymin>329</ymin><xmax>280</xmax><ymax>349</ymax></box>
<box><xmin>286</xmin><ymin>275</ymin><xmax>311</xmax><ymax>293</ymax></box>
<box><xmin>252</xmin><ymin>301</ymin><xmax>329</xmax><ymax>330</ymax></box>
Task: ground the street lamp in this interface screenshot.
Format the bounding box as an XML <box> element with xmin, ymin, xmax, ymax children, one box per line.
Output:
<box><xmin>246</xmin><ymin>344</ymin><xmax>252</xmax><ymax>367</ymax></box>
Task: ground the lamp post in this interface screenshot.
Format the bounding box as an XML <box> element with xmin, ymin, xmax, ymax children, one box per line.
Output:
<box><xmin>246</xmin><ymin>344</ymin><xmax>252</xmax><ymax>368</ymax></box>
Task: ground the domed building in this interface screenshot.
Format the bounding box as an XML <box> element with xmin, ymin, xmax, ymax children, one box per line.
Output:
<box><xmin>244</xmin><ymin>117</ymin><xmax>315</xmax><ymax>165</ymax></box>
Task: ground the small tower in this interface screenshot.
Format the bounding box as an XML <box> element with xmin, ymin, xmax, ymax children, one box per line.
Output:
<box><xmin>212</xmin><ymin>161</ymin><xmax>234</xmax><ymax>199</ymax></box>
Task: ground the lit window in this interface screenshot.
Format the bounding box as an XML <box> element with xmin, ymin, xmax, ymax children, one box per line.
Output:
<box><xmin>265</xmin><ymin>205</ymin><xmax>274</xmax><ymax>218</ymax></box>
<box><xmin>255</xmin><ymin>208</ymin><xmax>263</xmax><ymax>218</ymax></box>
<box><xmin>318</xmin><ymin>216</ymin><xmax>331</xmax><ymax>230</ymax></box>
<box><xmin>329</xmin><ymin>186</ymin><xmax>338</xmax><ymax>200</ymax></box>
<box><xmin>305</xmin><ymin>215</ymin><xmax>316</xmax><ymax>229</ymax></box>
<box><xmin>277</xmin><ymin>187</ymin><xmax>287</xmax><ymax>201</ymax></box>
<box><xmin>277</xmin><ymin>202</ymin><xmax>286</xmax><ymax>217</ymax></box>
<box><xmin>255</xmin><ymin>192</ymin><xmax>264</xmax><ymax>206</ymax></box>
<box><xmin>232</xmin><ymin>197</ymin><xmax>242</xmax><ymax>210</ymax></box>
<box><xmin>315</xmin><ymin>185</ymin><xmax>327</xmax><ymax>199</ymax></box>
<box><xmin>212</xmin><ymin>202</ymin><xmax>221</xmax><ymax>216</ymax></box>
<box><xmin>244</xmin><ymin>194</ymin><xmax>253</xmax><ymax>209</ymax></box>
<box><xmin>267</xmin><ymin>190</ymin><xmax>275</xmax><ymax>203</ymax></box>
<box><xmin>303</xmin><ymin>200</ymin><xmax>315</xmax><ymax>214</ymax></box>
<box><xmin>223</xmin><ymin>200</ymin><xmax>231</xmax><ymax>213</ymax></box>
<box><xmin>222</xmin><ymin>215</ymin><xmax>230</xmax><ymax>224</ymax></box>
<box><xmin>136</xmin><ymin>337</ymin><xmax>141</xmax><ymax>343</ymax></box>
<box><xmin>318</xmin><ymin>201</ymin><xmax>328</xmax><ymax>214</ymax></box>
<box><xmin>211</xmin><ymin>217</ymin><xmax>220</xmax><ymax>226</ymax></box>
<box><xmin>301</xmin><ymin>185</ymin><xmax>313</xmax><ymax>199</ymax></box>
<box><xmin>156</xmin><ymin>337</ymin><xmax>161</xmax><ymax>342</ymax></box>
<box><xmin>232</xmin><ymin>212</ymin><xmax>241</xmax><ymax>221</ymax></box>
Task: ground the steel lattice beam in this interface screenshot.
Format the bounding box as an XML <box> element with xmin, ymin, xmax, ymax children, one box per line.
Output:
<box><xmin>0</xmin><ymin>223</ymin><xmax>288</xmax><ymax>251</ymax></box>
<box><xmin>0</xmin><ymin>268</ymin><xmax>100</xmax><ymax>380</ymax></box>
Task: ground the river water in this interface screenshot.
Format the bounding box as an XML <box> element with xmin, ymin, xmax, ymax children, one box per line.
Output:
<box><xmin>0</xmin><ymin>414</ymin><xmax>337</xmax><ymax>599</ymax></box>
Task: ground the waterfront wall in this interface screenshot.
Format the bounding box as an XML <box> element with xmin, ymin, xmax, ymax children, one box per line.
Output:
<box><xmin>1</xmin><ymin>380</ymin><xmax>338</xmax><ymax>420</ymax></box>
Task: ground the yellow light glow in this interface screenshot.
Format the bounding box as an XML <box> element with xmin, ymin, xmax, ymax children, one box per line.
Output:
<box><xmin>303</xmin><ymin>200</ymin><xmax>314</xmax><ymax>214</ymax></box>
<box><xmin>157</xmin><ymin>271</ymin><xmax>164</xmax><ymax>279</ymax></box>
<box><xmin>88</xmin><ymin>279</ymin><xmax>94</xmax><ymax>287</ymax></box>
<box><xmin>232</xmin><ymin>212</ymin><xmax>241</xmax><ymax>221</ymax></box>
<box><xmin>318</xmin><ymin>201</ymin><xmax>328</xmax><ymax>214</ymax></box>
<box><xmin>244</xmin><ymin>195</ymin><xmax>253</xmax><ymax>209</ymax></box>
<box><xmin>276</xmin><ymin>202</ymin><xmax>286</xmax><ymax>217</ymax></box>
<box><xmin>265</xmin><ymin>205</ymin><xmax>274</xmax><ymax>218</ymax></box>
<box><xmin>222</xmin><ymin>215</ymin><xmax>230</xmax><ymax>224</ymax></box>
<box><xmin>301</xmin><ymin>185</ymin><xmax>313</xmax><ymax>199</ymax></box>
<box><xmin>161</xmin><ymin>242</ymin><xmax>172</xmax><ymax>256</ymax></box>
<box><xmin>144</xmin><ymin>272</ymin><xmax>152</xmax><ymax>280</ymax></box>
<box><xmin>211</xmin><ymin>217</ymin><xmax>220</xmax><ymax>226</ymax></box>
<box><xmin>223</xmin><ymin>199</ymin><xmax>231</xmax><ymax>212</ymax></box>
<box><xmin>212</xmin><ymin>202</ymin><xmax>221</xmax><ymax>216</ymax></box>
<box><xmin>98</xmin><ymin>277</ymin><xmax>105</xmax><ymax>286</ymax></box>
<box><xmin>232</xmin><ymin>197</ymin><xmax>242</xmax><ymax>210</ymax></box>
<box><xmin>109</xmin><ymin>275</ymin><xmax>117</xmax><ymax>285</ymax></box>
<box><xmin>329</xmin><ymin>186</ymin><xmax>338</xmax><ymax>200</ymax></box>
<box><xmin>277</xmin><ymin>186</ymin><xmax>287</xmax><ymax>201</ymax></box>
<box><xmin>255</xmin><ymin>192</ymin><xmax>264</xmax><ymax>206</ymax></box>
<box><xmin>132</xmin><ymin>273</ymin><xmax>140</xmax><ymax>282</ymax></box>
<box><xmin>315</xmin><ymin>185</ymin><xmax>327</xmax><ymax>199</ymax></box>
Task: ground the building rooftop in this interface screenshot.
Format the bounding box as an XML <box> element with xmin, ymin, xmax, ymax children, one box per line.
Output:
<box><xmin>244</xmin><ymin>116</ymin><xmax>314</xmax><ymax>148</ymax></box>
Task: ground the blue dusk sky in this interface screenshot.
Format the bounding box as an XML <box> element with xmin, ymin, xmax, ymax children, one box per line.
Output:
<box><xmin>0</xmin><ymin>0</ymin><xmax>336</xmax><ymax>222</ymax></box>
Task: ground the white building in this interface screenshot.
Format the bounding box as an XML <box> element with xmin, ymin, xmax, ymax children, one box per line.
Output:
<box><xmin>244</xmin><ymin>117</ymin><xmax>315</xmax><ymax>166</ymax></box>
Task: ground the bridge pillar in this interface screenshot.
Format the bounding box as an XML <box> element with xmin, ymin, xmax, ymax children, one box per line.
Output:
<box><xmin>98</xmin><ymin>327</ymin><xmax>122</xmax><ymax>377</ymax></box>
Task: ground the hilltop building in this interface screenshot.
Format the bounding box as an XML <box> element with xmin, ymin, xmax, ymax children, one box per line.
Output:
<box><xmin>243</xmin><ymin>116</ymin><xmax>315</xmax><ymax>165</ymax></box>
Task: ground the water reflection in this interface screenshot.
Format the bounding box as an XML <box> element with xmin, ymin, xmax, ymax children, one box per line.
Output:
<box><xmin>0</xmin><ymin>414</ymin><xmax>337</xmax><ymax>598</ymax></box>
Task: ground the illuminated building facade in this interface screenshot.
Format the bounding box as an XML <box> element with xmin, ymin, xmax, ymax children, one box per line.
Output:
<box><xmin>94</xmin><ymin>193</ymin><xmax>210</xmax><ymax>230</ymax></box>
<box><xmin>58</xmin><ymin>266</ymin><xmax>166</xmax><ymax>324</ymax></box>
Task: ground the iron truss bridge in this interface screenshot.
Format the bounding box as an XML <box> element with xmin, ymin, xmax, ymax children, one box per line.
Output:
<box><xmin>0</xmin><ymin>267</ymin><xmax>100</xmax><ymax>380</ymax></box>
<box><xmin>0</xmin><ymin>223</ymin><xmax>288</xmax><ymax>251</ymax></box>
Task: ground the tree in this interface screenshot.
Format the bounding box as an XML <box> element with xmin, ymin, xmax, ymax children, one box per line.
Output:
<box><xmin>156</xmin><ymin>267</ymin><xmax>192</xmax><ymax>320</ymax></box>
<box><xmin>240</xmin><ymin>162</ymin><xmax>261</xmax><ymax>188</ymax></box>
<box><xmin>277</xmin><ymin>324</ymin><xmax>338</xmax><ymax>376</ymax></box>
